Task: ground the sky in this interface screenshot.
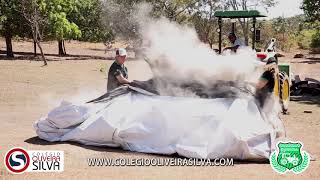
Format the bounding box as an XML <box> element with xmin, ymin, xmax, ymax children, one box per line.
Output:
<box><xmin>258</xmin><ymin>0</ymin><xmax>304</xmax><ymax>19</ymax></box>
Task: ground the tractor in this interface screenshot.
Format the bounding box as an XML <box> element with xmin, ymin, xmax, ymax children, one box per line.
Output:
<box><xmin>213</xmin><ymin>10</ymin><xmax>290</xmax><ymax>113</ymax></box>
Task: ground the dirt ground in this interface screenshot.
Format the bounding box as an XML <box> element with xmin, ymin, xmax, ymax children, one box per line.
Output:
<box><xmin>0</xmin><ymin>40</ymin><xmax>319</xmax><ymax>179</ymax></box>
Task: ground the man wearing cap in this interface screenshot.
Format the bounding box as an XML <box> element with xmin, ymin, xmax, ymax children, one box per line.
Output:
<box><xmin>255</xmin><ymin>57</ymin><xmax>277</xmax><ymax>107</ymax></box>
<box><xmin>107</xmin><ymin>48</ymin><xmax>130</xmax><ymax>91</ymax></box>
<box><xmin>224</xmin><ymin>33</ymin><xmax>244</xmax><ymax>52</ymax></box>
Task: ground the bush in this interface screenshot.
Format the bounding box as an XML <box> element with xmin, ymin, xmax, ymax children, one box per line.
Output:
<box><xmin>297</xmin><ymin>29</ymin><xmax>316</xmax><ymax>49</ymax></box>
<box><xmin>80</xmin><ymin>29</ymin><xmax>114</xmax><ymax>43</ymax></box>
<box><xmin>310</xmin><ymin>30</ymin><xmax>320</xmax><ymax>48</ymax></box>
<box><xmin>283</xmin><ymin>35</ymin><xmax>297</xmax><ymax>51</ymax></box>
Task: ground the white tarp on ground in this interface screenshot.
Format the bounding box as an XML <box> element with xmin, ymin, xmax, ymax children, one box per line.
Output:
<box><xmin>34</xmin><ymin>91</ymin><xmax>285</xmax><ymax>160</ymax></box>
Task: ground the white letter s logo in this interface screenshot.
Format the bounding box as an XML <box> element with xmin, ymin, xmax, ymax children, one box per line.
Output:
<box><xmin>11</xmin><ymin>152</ymin><xmax>25</xmax><ymax>169</ymax></box>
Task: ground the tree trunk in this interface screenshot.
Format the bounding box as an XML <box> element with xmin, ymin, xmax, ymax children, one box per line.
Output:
<box><xmin>34</xmin><ymin>41</ymin><xmax>37</xmax><ymax>57</ymax></box>
<box><xmin>5</xmin><ymin>32</ymin><xmax>14</xmax><ymax>58</ymax></box>
<box><xmin>31</xmin><ymin>27</ymin><xmax>47</xmax><ymax>66</ymax></box>
<box><xmin>63</xmin><ymin>40</ymin><xmax>66</xmax><ymax>54</ymax></box>
<box><xmin>36</xmin><ymin>40</ymin><xmax>47</xmax><ymax>66</ymax></box>
<box><xmin>209</xmin><ymin>41</ymin><xmax>213</xmax><ymax>49</ymax></box>
<box><xmin>58</xmin><ymin>40</ymin><xmax>66</xmax><ymax>56</ymax></box>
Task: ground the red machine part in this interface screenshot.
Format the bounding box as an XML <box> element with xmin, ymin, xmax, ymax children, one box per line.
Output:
<box><xmin>256</xmin><ymin>53</ymin><xmax>267</xmax><ymax>60</ymax></box>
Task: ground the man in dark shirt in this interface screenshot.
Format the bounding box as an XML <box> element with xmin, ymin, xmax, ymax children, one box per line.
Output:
<box><xmin>107</xmin><ymin>48</ymin><xmax>130</xmax><ymax>91</ymax></box>
<box><xmin>255</xmin><ymin>57</ymin><xmax>277</xmax><ymax>107</ymax></box>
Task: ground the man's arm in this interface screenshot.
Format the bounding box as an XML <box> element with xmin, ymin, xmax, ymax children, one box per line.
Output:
<box><xmin>256</xmin><ymin>69</ymin><xmax>274</xmax><ymax>90</ymax></box>
<box><xmin>223</xmin><ymin>45</ymin><xmax>240</xmax><ymax>51</ymax></box>
<box><xmin>256</xmin><ymin>78</ymin><xmax>268</xmax><ymax>89</ymax></box>
<box><xmin>116</xmin><ymin>74</ymin><xmax>131</xmax><ymax>84</ymax></box>
<box><xmin>224</xmin><ymin>38</ymin><xmax>242</xmax><ymax>52</ymax></box>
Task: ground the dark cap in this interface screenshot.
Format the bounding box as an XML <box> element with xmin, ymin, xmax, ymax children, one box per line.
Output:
<box><xmin>228</xmin><ymin>32</ymin><xmax>236</xmax><ymax>37</ymax></box>
<box><xmin>266</xmin><ymin>57</ymin><xmax>277</xmax><ymax>65</ymax></box>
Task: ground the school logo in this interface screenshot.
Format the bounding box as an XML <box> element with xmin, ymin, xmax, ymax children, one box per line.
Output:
<box><xmin>5</xmin><ymin>148</ymin><xmax>30</xmax><ymax>174</ymax></box>
<box><xmin>4</xmin><ymin>147</ymin><xmax>64</xmax><ymax>174</ymax></box>
<box><xmin>270</xmin><ymin>142</ymin><xmax>310</xmax><ymax>174</ymax></box>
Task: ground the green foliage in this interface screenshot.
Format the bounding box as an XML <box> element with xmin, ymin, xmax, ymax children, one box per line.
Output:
<box><xmin>311</xmin><ymin>30</ymin><xmax>320</xmax><ymax>48</ymax></box>
<box><xmin>0</xmin><ymin>0</ymin><xmax>29</xmax><ymax>37</ymax></box>
<box><xmin>38</xmin><ymin>0</ymin><xmax>114</xmax><ymax>42</ymax></box>
<box><xmin>297</xmin><ymin>29</ymin><xmax>316</xmax><ymax>49</ymax></box>
<box><xmin>1</xmin><ymin>0</ymin><xmax>113</xmax><ymax>43</ymax></box>
<box><xmin>68</xmin><ymin>0</ymin><xmax>114</xmax><ymax>42</ymax></box>
<box><xmin>267</xmin><ymin>15</ymin><xmax>319</xmax><ymax>51</ymax></box>
<box><xmin>1</xmin><ymin>0</ymin><xmax>319</xmax><ymax>53</ymax></box>
<box><xmin>301</xmin><ymin>0</ymin><xmax>320</xmax><ymax>21</ymax></box>
<box><xmin>81</xmin><ymin>29</ymin><xmax>114</xmax><ymax>42</ymax></box>
<box><xmin>39</xmin><ymin>0</ymin><xmax>81</xmax><ymax>40</ymax></box>
<box><xmin>47</xmin><ymin>12</ymin><xmax>81</xmax><ymax>40</ymax></box>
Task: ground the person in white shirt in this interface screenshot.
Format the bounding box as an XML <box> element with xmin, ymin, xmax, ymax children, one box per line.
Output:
<box><xmin>224</xmin><ymin>32</ymin><xmax>244</xmax><ymax>52</ymax></box>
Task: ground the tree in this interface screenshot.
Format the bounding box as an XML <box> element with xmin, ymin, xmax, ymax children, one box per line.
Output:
<box><xmin>103</xmin><ymin>0</ymin><xmax>142</xmax><ymax>41</ymax></box>
<box><xmin>21</xmin><ymin>0</ymin><xmax>47</xmax><ymax>65</ymax></box>
<box><xmin>0</xmin><ymin>0</ymin><xmax>29</xmax><ymax>57</ymax></box>
<box><xmin>38</xmin><ymin>0</ymin><xmax>81</xmax><ymax>56</ymax></box>
<box><xmin>152</xmin><ymin>0</ymin><xmax>199</xmax><ymax>22</ymax></box>
<box><xmin>68</xmin><ymin>0</ymin><xmax>113</xmax><ymax>43</ymax></box>
<box><xmin>301</xmin><ymin>0</ymin><xmax>320</xmax><ymax>49</ymax></box>
<box><xmin>189</xmin><ymin>0</ymin><xmax>220</xmax><ymax>48</ymax></box>
<box><xmin>301</xmin><ymin>0</ymin><xmax>320</xmax><ymax>21</ymax></box>
<box><xmin>103</xmin><ymin>0</ymin><xmax>200</xmax><ymax>46</ymax></box>
<box><xmin>223</xmin><ymin>0</ymin><xmax>276</xmax><ymax>45</ymax></box>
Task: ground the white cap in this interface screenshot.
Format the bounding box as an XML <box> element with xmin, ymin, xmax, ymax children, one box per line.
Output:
<box><xmin>116</xmin><ymin>48</ymin><xmax>127</xmax><ymax>56</ymax></box>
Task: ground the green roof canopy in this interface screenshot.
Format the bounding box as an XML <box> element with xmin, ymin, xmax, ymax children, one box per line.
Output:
<box><xmin>214</xmin><ymin>10</ymin><xmax>266</xmax><ymax>18</ymax></box>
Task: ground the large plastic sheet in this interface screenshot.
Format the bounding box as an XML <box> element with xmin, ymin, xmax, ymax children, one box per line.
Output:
<box><xmin>34</xmin><ymin>85</ymin><xmax>285</xmax><ymax>160</ymax></box>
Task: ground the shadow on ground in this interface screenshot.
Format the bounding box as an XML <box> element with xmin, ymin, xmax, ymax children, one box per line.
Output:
<box><xmin>0</xmin><ymin>50</ymin><xmax>119</xmax><ymax>61</ymax></box>
<box><xmin>291</xmin><ymin>95</ymin><xmax>320</xmax><ymax>107</ymax></box>
<box><xmin>25</xmin><ymin>136</ymin><xmax>127</xmax><ymax>153</ymax></box>
<box><xmin>24</xmin><ymin>136</ymin><xmax>268</xmax><ymax>164</ymax></box>
<box><xmin>292</xmin><ymin>57</ymin><xmax>320</xmax><ymax>64</ymax></box>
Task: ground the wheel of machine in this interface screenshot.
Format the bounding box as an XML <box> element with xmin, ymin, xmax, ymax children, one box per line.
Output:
<box><xmin>279</xmin><ymin>72</ymin><xmax>290</xmax><ymax>113</ymax></box>
<box><xmin>273</xmin><ymin>73</ymin><xmax>280</xmax><ymax>98</ymax></box>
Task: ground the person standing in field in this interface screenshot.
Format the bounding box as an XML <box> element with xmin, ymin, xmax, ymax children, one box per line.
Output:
<box><xmin>107</xmin><ymin>48</ymin><xmax>130</xmax><ymax>91</ymax></box>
